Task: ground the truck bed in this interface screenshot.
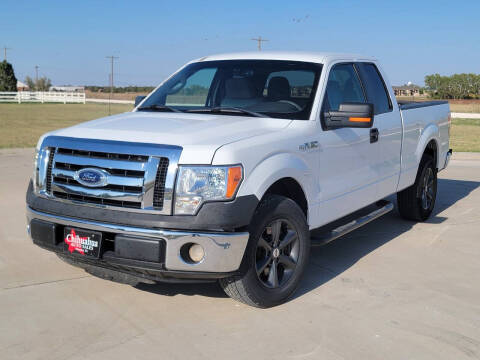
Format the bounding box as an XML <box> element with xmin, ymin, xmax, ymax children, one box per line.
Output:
<box><xmin>396</xmin><ymin>100</ymin><xmax>450</xmax><ymax>191</ymax></box>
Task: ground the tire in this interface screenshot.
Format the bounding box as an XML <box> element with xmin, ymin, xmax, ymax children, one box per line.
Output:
<box><xmin>219</xmin><ymin>194</ymin><xmax>310</xmax><ymax>308</ymax></box>
<box><xmin>397</xmin><ymin>154</ymin><xmax>437</xmax><ymax>221</ymax></box>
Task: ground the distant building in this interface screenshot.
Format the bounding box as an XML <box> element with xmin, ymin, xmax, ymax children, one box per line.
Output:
<box><xmin>17</xmin><ymin>81</ymin><xmax>29</xmax><ymax>91</ymax></box>
<box><xmin>49</xmin><ymin>86</ymin><xmax>85</xmax><ymax>92</ymax></box>
<box><xmin>393</xmin><ymin>85</ymin><xmax>422</xmax><ymax>97</ymax></box>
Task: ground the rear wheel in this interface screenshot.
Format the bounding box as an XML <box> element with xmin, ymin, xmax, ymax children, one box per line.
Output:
<box><xmin>397</xmin><ymin>154</ymin><xmax>437</xmax><ymax>221</ymax></box>
<box><xmin>220</xmin><ymin>195</ymin><xmax>310</xmax><ymax>308</ymax></box>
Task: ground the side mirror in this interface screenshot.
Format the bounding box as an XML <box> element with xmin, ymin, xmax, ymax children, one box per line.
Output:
<box><xmin>134</xmin><ymin>95</ymin><xmax>146</xmax><ymax>107</ymax></box>
<box><xmin>324</xmin><ymin>103</ymin><xmax>374</xmax><ymax>129</ymax></box>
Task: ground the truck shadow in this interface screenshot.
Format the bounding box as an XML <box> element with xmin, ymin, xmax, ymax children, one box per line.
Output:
<box><xmin>136</xmin><ymin>178</ymin><xmax>479</xmax><ymax>301</ymax></box>
<box><xmin>294</xmin><ymin>178</ymin><xmax>479</xmax><ymax>299</ymax></box>
<box><xmin>136</xmin><ymin>280</ymin><xmax>228</xmax><ymax>298</ymax></box>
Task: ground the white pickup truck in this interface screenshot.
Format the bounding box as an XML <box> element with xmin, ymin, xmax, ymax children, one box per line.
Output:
<box><xmin>27</xmin><ymin>52</ymin><xmax>451</xmax><ymax>307</ymax></box>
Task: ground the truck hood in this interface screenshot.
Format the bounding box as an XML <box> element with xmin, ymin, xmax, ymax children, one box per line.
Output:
<box><xmin>50</xmin><ymin>111</ymin><xmax>292</xmax><ymax>163</ymax></box>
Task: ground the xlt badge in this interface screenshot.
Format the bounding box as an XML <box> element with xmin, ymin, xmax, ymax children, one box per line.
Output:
<box><xmin>299</xmin><ymin>141</ymin><xmax>319</xmax><ymax>151</ymax></box>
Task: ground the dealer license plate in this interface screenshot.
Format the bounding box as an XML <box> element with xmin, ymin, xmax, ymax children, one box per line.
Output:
<box><xmin>63</xmin><ymin>227</ymin><xmax>102</xmax><ymax>258</ymax></box>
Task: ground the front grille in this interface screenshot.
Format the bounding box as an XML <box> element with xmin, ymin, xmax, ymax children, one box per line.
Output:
<box><xmin>48</xmin><ymin>147</ymin><xmax>170</xmax><ymax>212</ymax></box>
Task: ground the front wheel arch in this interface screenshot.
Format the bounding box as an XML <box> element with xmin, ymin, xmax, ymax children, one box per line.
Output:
<box><xmin>262</xmin><ymin>177</ymin><xmax>308</xmax><ymax>218</ymax></box>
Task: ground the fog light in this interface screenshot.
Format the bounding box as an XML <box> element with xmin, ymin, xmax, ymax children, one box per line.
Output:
<box><xmin>188</xmin><ymin>244</ymin><xmax>205</xmax><ymax>263</ymax></box>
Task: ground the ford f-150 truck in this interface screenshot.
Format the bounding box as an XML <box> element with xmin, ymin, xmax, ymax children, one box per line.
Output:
<box><xmin>27</xmin><ymin>52</ymin><xmax>451</xmax><ymax>307</ymax></box>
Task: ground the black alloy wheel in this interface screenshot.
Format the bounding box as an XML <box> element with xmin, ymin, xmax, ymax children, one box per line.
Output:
<box><xmin>255</xmin><ymin>219</ymin><xmax>299</xmax><ymax>289</ymax></box>
<box><xmin>420</xmin><ymin>167</ymin><xmax>435</xmax><ymax>210</ymax></box>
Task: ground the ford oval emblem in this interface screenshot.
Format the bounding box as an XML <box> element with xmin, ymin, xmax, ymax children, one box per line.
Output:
<box><xmin>74</xmin><ymin>168</ymin><xmax>109</xmax><ymax>187</ymax></box>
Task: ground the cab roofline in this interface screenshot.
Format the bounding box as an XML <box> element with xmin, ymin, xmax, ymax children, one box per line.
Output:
<box><xmin>194</xmin><ymin>51</ymin><xmax>377</xmax><ymax>64</ymax></box>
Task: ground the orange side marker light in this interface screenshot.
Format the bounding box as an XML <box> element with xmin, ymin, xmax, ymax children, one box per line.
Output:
<box><xmin>226</xmin><ymin>166</ymin><xmax>243</xmax><ymax>198</ymax></box>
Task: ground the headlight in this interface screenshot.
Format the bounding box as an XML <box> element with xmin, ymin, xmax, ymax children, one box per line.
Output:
<box><xmin>174</xmin><ymin>165</ymin><xmax>243</xmax><ymax>215</ymax></box>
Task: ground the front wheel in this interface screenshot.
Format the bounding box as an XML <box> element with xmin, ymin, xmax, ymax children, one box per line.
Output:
<box><xmin>397</xmin><ymin>154</ymin><xmax>437</xmax><ymax>221</ymax></box>
<box><xmin>220</xmin><ymin>195</ymin><xmax>310</xmax><ymax>308</ymax></box>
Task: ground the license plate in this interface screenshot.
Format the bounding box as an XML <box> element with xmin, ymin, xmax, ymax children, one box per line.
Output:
<box><xmin>63</xmin><ymin>227</ymin><xmax>102</xmax><ymax>258</ymax></box>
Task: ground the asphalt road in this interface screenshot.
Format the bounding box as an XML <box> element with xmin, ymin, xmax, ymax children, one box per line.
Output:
<box><xmin>1</xmin><ymin>149</ymin><xmax>479</xmax><ymax>360</ymax></box>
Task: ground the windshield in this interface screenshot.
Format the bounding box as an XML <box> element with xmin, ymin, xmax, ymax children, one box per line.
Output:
<box><xmin>138</xmin><ymin>60</ymin><xmax>322</xmax><ymax>120</ymax></box>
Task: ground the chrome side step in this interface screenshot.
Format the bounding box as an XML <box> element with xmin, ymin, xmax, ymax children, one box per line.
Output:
<box><xmin>310</xmin><ymin>200</ymin><xmax>394</xmax><ymax>247</ymax></box>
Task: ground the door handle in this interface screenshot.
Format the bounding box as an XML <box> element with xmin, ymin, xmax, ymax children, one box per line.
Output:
<box><xmin>370</xmin><ymin>128</ymin><xmax>379</xmax><ymax>143</ymax></box>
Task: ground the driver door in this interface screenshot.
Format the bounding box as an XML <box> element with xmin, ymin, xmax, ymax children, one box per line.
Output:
<box><xmin>316</xmin><ymin>63</ymin><xmax>380</xmax><ymax>225</ymax></box>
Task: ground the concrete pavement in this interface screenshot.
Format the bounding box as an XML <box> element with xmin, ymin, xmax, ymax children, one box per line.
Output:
<box><xmin>1</xmin><ymin>149</ymin><xmax>479</xmax><ymax>360</ymax></box>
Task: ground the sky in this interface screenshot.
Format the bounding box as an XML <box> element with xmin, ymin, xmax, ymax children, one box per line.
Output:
<box><xmin>2</xmin><ymin>0</ymin><xmax>479</xmax><ymax>87</ymax></box>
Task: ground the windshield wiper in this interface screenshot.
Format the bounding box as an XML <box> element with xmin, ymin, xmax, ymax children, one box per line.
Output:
<box><xmin>137</xmin><ymin>104</ymin><xmax>183</xmax><ymax>113</ymax></box>
<box><xmin>187</xmin><ymin>106</ymin><xmax>269</xmax><ymax>118</ymax></box>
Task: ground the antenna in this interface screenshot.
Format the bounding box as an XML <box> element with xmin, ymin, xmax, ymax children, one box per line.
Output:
<box><xmin>106</xmin><ymin>55</ymin><xmax>119</xmax><ymax>115</ymax></box>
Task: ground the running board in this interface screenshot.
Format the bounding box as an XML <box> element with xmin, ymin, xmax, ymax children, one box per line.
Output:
<box><xmin>310</xmin><ymin>200</ymin><xmax>394</xmax><ymax>247</ymax></box>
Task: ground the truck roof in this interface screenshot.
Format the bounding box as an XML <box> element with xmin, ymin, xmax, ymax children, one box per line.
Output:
<box><xmin>198</xmin><ymin>51</ymin><xmax>377</xmax><ymax>64</ymax></box>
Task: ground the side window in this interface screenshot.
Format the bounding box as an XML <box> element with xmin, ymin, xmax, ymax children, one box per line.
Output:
<box><xmin>324</xmin><ymin>63</ymin><xmax>365</xmax><ymax>111</ymax></box>
<box><xmin>357</xmin><ymin>63</ymin><xmax>392</xmax><ymax>115</ymax></box>
<box><xmin>166</xmin><ymin>68</ymin><xmax>217</xmax><ymax>106</ymax></box>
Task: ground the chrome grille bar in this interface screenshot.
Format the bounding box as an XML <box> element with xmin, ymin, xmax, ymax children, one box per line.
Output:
<box><xmin>51</xmin><ymin>168</ymin><xmax>144</xmax><ymax>187</ymax></box>
<box><xmin>53</xmin><ymin>153</ymin><xmax>147</xmax><ymax>172</ymax></box>
<box><xmin>51</xmin><ymin>183</ymin><xmax>144</xmax><ymax>202</ymax></box>
<box><xmin>138</xmin><ymin>156</ymin><xmax>160</xmax><ymax>210</ymax></box>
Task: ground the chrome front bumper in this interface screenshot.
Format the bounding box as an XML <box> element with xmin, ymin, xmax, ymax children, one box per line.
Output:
<box><xmin>27</xmin><ymin>207</ymin><xmax>249</xmax><ymax>273</ymax></box>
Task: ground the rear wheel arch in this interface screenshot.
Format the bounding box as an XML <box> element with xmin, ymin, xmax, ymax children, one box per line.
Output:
<box><xmin>397</xmin><ymin>153</ymin><xmax>437</xmax><ymax>221</ymax></box>
<box><xmin>423</xmin><ymin>139</ymin><xmax>438</xmax><ymax>170</ymax></box>
<box><xmin>416</xmin><ymin>123</ymin><xmax>439</xmax><ymax>170</ymax></box>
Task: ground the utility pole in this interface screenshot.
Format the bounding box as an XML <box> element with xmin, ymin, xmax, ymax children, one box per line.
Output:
<box><xmin>35</xmin><ymin>65</ymin><xmax>39</xmax><ymax>82</ymax></box>
<box><xmin>251</xmin><ymin>36</ymin><xmax>268</xmax><ymax>51</ymax></box>
<box><xmin>3</xmin><ymin>47</ymin><xmax>11</xmax><ymax>61</ymax></box>
<box><xmin>105</xmin><ymin>55</ymin><xmax>119</xmax><ymax>115</ymax></box>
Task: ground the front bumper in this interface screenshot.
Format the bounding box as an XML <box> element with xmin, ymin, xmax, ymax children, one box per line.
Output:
<box><xmin>27</xmin><ymin>207</ymin><xmax>249</xmax><ymax>280</ymax></box>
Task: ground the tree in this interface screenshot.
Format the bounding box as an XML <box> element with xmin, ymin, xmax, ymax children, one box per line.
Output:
<box><xmin>25</xmin><ymin>76</ymin><xmax>35</xmax><ymax>90</ymax></box>
<box><xmin>24</xmin><ymin>76</ymin><xmax>52</xmax><ymax>91</ymax></box>
<box><xmin>0</xmin><ymin>60</ymin><xmax>18</xmax><ymax>91</ymax></box>
<box><xmin>36</xmin><ymin>77</ymin><xmax>52</xmax><ymax>91</ymax></box>
<box><xmin>425</xmin><ymin>73</ymin><xmax>480</xmax><ymax>99</ymax></box>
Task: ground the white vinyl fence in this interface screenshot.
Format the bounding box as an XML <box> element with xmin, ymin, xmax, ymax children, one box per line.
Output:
<box><xmin>0</xmin><ymin>91</ymin><xmax>86</xmax><ymax>104</ymax></box>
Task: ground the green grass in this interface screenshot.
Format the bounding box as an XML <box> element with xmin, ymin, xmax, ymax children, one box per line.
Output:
<box><xmin>449</xmin><ymin>103</ymin><xmax>480</xmax><ymax>113</ymax></box>
<box><xmin>451</xmin><ymin>118</ymin><xmax>480</xmax><ymax>152</ymax></box>
<box><xmin>0</xmin><ymin>104</ymin><xmax>479</xmax><ymax>152</ymax></box>
<box><xmin>0</xmin><ymin>103</ymin><xmax>132</xmax><ymax>148</ymax></box>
